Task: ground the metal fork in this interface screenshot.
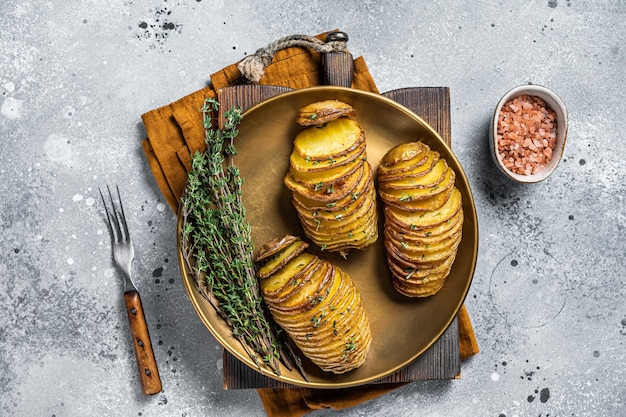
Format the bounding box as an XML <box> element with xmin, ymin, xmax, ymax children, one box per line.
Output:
<box><xmin>100</xmin><ymin>185</ymin><xmax>162</xmax><ymax>395</ymax></box>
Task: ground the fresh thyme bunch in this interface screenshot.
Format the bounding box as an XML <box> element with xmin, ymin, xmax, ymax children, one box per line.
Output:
<box><xmin>180</xmin><ymin>98</ymin><xmax>303</xmax><ymax>377</ymax></box>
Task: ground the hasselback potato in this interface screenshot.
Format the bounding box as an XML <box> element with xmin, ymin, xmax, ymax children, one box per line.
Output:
<box><xmin>377</xmin><ymin>142</ymin><xmax>464</xmax><ymax>297</ymax></box>
<box><xmin>255</xmin><ymin>235</ymin><xmax>372</xmax><ymax>374</ymax></box>
<box><xmin>283</xmin><ymin>100</ymin><xmax>378</xmax><ymax>257</ymax></box>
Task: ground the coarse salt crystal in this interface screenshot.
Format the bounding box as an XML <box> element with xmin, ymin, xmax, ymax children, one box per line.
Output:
<box><xmin>496</xmin><ymin>94</ymin><xmax>558</xmax><ymax>176</ymax></box>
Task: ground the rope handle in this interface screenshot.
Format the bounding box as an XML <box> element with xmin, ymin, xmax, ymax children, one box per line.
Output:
<box><xmin>238</xmin><ymin>32</ymin><xmax>350</xmax><ymax>83</ymax></box>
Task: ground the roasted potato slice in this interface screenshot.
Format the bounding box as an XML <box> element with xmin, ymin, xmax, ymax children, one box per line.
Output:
<box><xmin>255</xmin><ymin>235</ymin><xmax>299</xmax><ymax>263</ymax></box>
<box><xmin>402</xmin><ymin>259</ymin><xmax>455</xmax><ymax>285</ymax></box>
<box><xmin>256</xmin><ymin>239</ymin><xmax>310</xmax><ymax>279</ymax></box>
<box><xmin>270</xmin><ymin>262</ymin><xmax>335</xmax><ymax>313</ymax></box>
<box><xmin>391</xmin><ymin>271</ymin><xmax>449</xmax><ymax>297</ymax></box>
<box><xmin>386</xmin><ymin>248</ymin><xmax>457</xmax><ymax>279</ymax></box>
<box><xmin>378</xmin><ymin>167</ymin><xmax>456</xmax><ymax>203</ymax></box>
<box><xmin>386</xmin><ymin>211</ymin><xmax>463</xmax><ymax>246</ymax></box>
<box><xmin>292</xmin><ymin>162</ymin><xmax>373</xmax><ymax>212</ymax></box>
<box><xmin>263</xmin><ymin>258</ymin><xmax>324</xmax><ymax>305</ymax></box>
<box><xmin>385</xmin><ymin>228</ymin><xmax>462</xmax><ymax>257</ymax></box>
<box><xmin>379</xmin><ymin>158</ymin><xmax>448</xmax><ymax>190</ymax></box>
<box><xmin>259</xmin><ymin>253</ymin><xmax>317</xmax><ymax>294</ymax></box>
<box><xmin>384</xmin><ymin>239</ymin><xmax>452</xmax><ymax>270</ymax></box>
<box><xmin>383</xmin><ymin>185</ymin><xmax>453</xmax><ymax>213</ymax></box>
<box><xmin>377</xmin><ymin>141</ymin><xmax>430</xmax><ymax>176</ymax></box>
<box><xmin>296</xmin><ymin>190</ymin><xmax>368</xmax><ymax>222</ymax></box>
<box><xmin>385</xmin><ymin>207</ymin><xmax>463</xmax><ymax>238</ymax></box>
<box><xmin>300</xmin><ymin>217</ymin><xmax>378</xmax><ymax>253</ymax></box>
<box><xmin>301</xmin><ymin>209</ymin><xmax>377</xmax><ymax>243</ymax></box>
<box><xmin>294</xmin><ymin>118</ymin><xmax>364</xmax><ymax>161</ymax></box>
<box><xmin>289</xmin><ymin>139</ymin><xmax>366</xmax><ymax>173</ymax></box>
<box><xmin>289</xmin><ymin>152</ymin><xmax>364</xmax><ymax>187</ymax></box>
<box><xmin>385</xmin><ymin>187</ymin><xmax>462</xmax><ymax>229</ymax></box>
<box><xmin>396</xmin><ymin>237</ymin><xmax>461</xmax><ymax>264</ymax></box>
<box><xmin>273</xmin><ymin>270</ymin><xmax>350</xmax><ymax>327</ymax></box>
<box><xmin>296</xmin><ymin>306</ymin><xmax>365</xmax><ymax>348</ymax></box>
<box><xmin>319</xmin><ymin>227</ymin><xmax>379</xmax><ymax>252</ymax></box>
<box><xmin>378</xmin><ymin>150</ymin><xmax>437</xmax><ymax>183</ymax></box>
<box><xmin>284</xmin><ymin>163</ymin><xmax>363</xmax><ymax>203</ymax></box>
<box><xmin>298</xmin><ymin>190</ymin><xmax>374</xmax><ymax>230</ymax></box>
<box><xmin>296</xmin><ymin>100</ymin><xmax>357</xmax><ymax>126</ymax></box>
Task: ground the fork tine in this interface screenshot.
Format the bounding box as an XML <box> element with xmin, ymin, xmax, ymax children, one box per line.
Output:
<box><xmin>99</xmin><ymin>186</ymin><xmax>116</xmax><ymax>240</ymax></box>
<box><xmin>106</xmin><ymin>185</ymin><xmax>124</xmax><ymax>243</ymax></box>
<box><xmin>99</xmin><ymin>185</ymin><xmax>125</xmax><ymax>243</ymax></box>
<box><xmin>114</xmin><ymin>184</ymin><xmax>131</xmax><ymax>242</ymax></box>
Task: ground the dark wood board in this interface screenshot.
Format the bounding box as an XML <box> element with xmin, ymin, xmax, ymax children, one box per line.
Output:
<box><xmin>216</xmin><ymin>84</ymin><xmax>460</xmax><ymax>389</ymax></box>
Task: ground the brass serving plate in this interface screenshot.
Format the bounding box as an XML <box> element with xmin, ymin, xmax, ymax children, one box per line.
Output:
<box><xmin>177</xmin><ymin>86</ymin><xmax>478</xmax><ymax>388</ymax></box>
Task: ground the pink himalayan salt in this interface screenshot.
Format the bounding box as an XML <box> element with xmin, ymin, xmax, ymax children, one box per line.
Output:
<box><xmin>496</xmin><ymin>94</ymin><xmax>557</xmax><ymax>176</ymax></box>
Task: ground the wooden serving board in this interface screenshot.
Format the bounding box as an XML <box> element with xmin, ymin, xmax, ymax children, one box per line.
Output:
<box><xmin>217</xmin><ymin>84</ymin><xmax>460</xmax><ymax>389</ymax></box>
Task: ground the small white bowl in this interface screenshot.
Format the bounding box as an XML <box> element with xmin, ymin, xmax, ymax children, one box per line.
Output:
<box><xmin>490</xmin><ymin>84</ymin><xmax>568</xmax><ymax>183</ymax></box>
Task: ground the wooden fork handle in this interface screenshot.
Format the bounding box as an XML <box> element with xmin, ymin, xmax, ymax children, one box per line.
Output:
<box><xmin>124</xmin><ymin>290</ymin><xmax>162</xmax><ymax>395</ymax></box>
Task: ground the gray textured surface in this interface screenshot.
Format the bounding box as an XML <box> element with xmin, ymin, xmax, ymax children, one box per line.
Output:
<box><xmin>1</xmin><ymin>1</ymin><xmax>624</xmax><ymax>416</ymax></box>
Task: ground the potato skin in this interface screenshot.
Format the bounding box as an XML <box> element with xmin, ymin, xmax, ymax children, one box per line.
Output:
<box><xmin>256</xmin><ymin>235</ymin><xmax>299</xmax><ymax>263</ymax></box>
<box><xmin>296</xmin><ymin>100</ymin><xmax>357</xmax><ymax>126</ymax></box>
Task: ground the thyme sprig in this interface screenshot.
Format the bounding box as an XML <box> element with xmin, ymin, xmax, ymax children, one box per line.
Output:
<box><xmin>180</xmin><ymin>98</ymin><xmax>305</xmax><ymax>378</ymax></box>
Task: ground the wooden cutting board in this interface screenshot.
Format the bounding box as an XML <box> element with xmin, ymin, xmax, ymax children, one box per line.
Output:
<box><xmin>217</xmin><ymin>84</ymin><xmax>460</xmax><ymax>389</ymax></box>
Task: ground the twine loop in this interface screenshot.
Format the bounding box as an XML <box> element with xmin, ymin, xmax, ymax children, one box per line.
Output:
<box><xmin>238</xmin><ymin>33</ymin><xmax>349</xmax><ymax>83</ymax></box>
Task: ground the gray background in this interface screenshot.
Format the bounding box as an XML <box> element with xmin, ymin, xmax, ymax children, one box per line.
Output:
<box><xmin>1</xmin><ymin>0</ymin><xmax>624</xmax><ymax>416</ymax></box>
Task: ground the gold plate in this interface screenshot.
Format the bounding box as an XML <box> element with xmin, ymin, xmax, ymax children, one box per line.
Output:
<box><xmin>177</xmin><ymin>86</ymin><xmax>478</xmax><ymax>388</ymax></box>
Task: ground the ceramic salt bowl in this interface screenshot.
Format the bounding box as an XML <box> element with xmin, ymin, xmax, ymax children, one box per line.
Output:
<box><xmin>490</xmin><ymin>84</ymin><xmax>568</xmax><ymax>183</ymax></box>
